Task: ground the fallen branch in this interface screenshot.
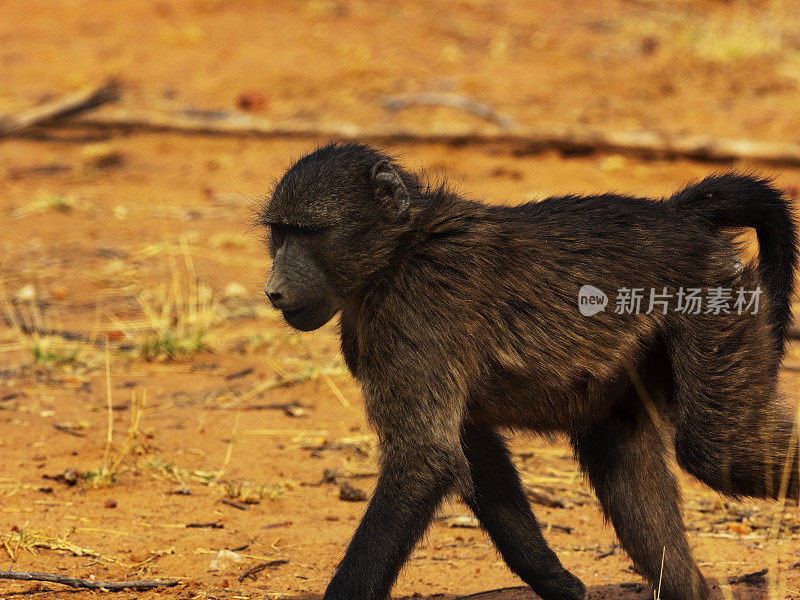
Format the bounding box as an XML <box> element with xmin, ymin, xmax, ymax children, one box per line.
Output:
<box><xmin>24</xmin><ymin>105</ymin><xmax>800</xmax><ymax>165</ymax></box>
<box><xmin>0</xmin><ymin>570</ymin><xmax>178</xmax><ymax>591</ymax></box>
<box><xmin>0</xmin><ymin>80</ymin><xmax>121</xmax><ymax>137</ymax></box>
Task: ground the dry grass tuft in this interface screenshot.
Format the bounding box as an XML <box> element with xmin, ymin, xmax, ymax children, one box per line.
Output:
<box><xmin>110</xmin><ymin>241</ymin><xmax>220</xmax><ymax>361</ymax></box>
<box><xmin>1</xmin><ymin>525</ymin><xmax>127</xmax><ymax>566</ymax></box>
<box><xmin>85</xmin><ymin>387</ymin><xmax>148</xmax><ymax>489</ymax></box>
<box><xmin>11</xmin><ymin>192</ymin><xmax>77</xmax><ymax>219</ymax></box>
<box><xmin>0</xmin><ymin>277</ymin><xmax>101</xmax><ymax>374</ymax></box>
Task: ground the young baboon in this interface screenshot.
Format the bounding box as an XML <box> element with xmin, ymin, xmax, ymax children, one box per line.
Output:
<box><xmin>257</xmin><ymin>143</ymin><xmax>800</xmax><ymax>600</ymax></box>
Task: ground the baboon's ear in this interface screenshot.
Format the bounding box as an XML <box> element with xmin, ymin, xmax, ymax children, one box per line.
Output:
<box><xmin>371</xmin><ymin>159</ymin><xmax>410</xmax><ymax>214</ymax></box>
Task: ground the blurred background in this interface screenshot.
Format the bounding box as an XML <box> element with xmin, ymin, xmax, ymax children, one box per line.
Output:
<box><xmin>2</xmin><ymin>1</ymin><xmax>800</xmax><ymax>599</ymax></box>
<box><xmin>4</xmin><ymin>0</ymin><xmax>800</xmax><ymax>139</ymax></box>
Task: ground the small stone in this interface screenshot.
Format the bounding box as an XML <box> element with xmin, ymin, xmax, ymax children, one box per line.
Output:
<box><xmin>322</xmin><ymin>468</ymin><xmax>340</xmax><ymax>484</ymax></box>
<box><xmin>338</xmin><ymin>482</ymin><xmax>367</xmax><ymax>502</ymax></box>
<box><xmin>14</xmin><ymin>284</ymin><xmax>36</xmax><ymax>303</ymax></box>
<box><xmin>209</xmin><ymin>549</ymin><xmax>243</xmax><ymax>570</ymax></box>
<box><xmin>105</xmin><ymin>330</ymin><xmax>124</xmax><ymax>342</ymax></box>
<box><xmin>237</xmin><ymin>91</ymin><xmax>267</xmax><ymax>111</ymax></box>
<box><xmin>62</xmin><ymin>468</ymin><xmax>79</xmax><ymax>486</ymax></box>
<box><xmin>447</xmin><ymin>515</ymin><xmax>480</xmax><ymax>528</ymax></box>
<box><xmin>50</xmin><ymin>285</ymin><xmax>69</xmax><ymax>300</ymax></box>
<box><xmin>81</xmin><ymin>143</ymin><xmax>125</xmax><ymax>169</ymax></box>
<box><xmin>224</xmin><ymin>282</ymin><xmax>248</xmax><ymax>299</ymax></box>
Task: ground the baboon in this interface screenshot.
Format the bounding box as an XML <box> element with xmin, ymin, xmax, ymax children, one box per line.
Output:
<box><xmin>258</xmin><ymin>143</ymin><xmax>800</xmax><ymax>600</ymax></box>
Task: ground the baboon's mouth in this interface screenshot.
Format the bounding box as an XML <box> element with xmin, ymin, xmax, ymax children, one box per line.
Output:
<box><xmin>282</xmin><ymin>304</ymin><xmax>310</xmax><ymax>318</ymax></box>
<box><xmin>280</xmin><ymin>300</ymin><xmax>334</xmax><ymax>332</ymax></box>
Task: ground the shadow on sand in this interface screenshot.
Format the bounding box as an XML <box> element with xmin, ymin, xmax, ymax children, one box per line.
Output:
<box><xmin>289</xmin><ymin>580</ymin><xmax>772</xmax><ymax>600</ymax></box>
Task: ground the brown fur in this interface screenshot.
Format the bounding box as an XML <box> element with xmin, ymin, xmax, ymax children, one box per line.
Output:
<box><xmin>258</xmin><ymin>143</ymin><xmax>800</xmax><ymax>600</ymax></box>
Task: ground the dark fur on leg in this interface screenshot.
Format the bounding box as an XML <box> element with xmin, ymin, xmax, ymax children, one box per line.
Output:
<box><xmin>573</xmin><ymin>384</ymin><xmax>709</xmax><ymax>600</ymax></box>
<box><xmin>325</xmin><ymin>445</ymin><xmax>460</xmax><ymax>600</ymax></box>
<box><xmin>667</xmin><ymin>292</ymin><xmax>800</xmax><ymax>500</ymax></box>
<box><xmin>461</xmin><ymin>422</ymin><xmax>585</xmax><ymax>600</ymax></box>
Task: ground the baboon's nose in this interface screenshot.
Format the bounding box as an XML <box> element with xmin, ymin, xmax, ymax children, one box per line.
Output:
<box><xmin>265</xmin><ymin>286</ymin><xmax>283</xmax><ymax>305</ymax></box>
<box><xmin>264</xmin><ymin>280</ymin><xmax>286</xmax><ymax>308</ymax></box>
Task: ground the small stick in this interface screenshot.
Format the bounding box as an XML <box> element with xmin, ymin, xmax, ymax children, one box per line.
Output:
<box><xmin>53</xmin><ymin>424</ymin><xmax>87</xmax><ymax>437</ymax></box>
<box><xmin>454</xmin><ymin>586</ymin><xmax>527</xmax><ymax>600</ymax></box>
<box><xmin>225</xmin><ymin>367</ymin><xmax>255</xmax><ymax>380</ymax></box>
<box><xmin>238</xmin><ymin>559</ymin><xmax>289</xmax><ymax>582</ymax></box>
<box><xmin>383</xmin><ymin>93</ymin><xmax>516</xmax><ymax>128</ymax></box>
<box><xmin>543</xmin><ymin>522</ymin><xmax>573</xmax><ymax>534</ymax></box>
<box><xmin>729</xmin><ymin>568</ymin><xmax>768</xmax><ymax>585</ymax></box>
<box><xmin>0</xmin><ymin>570</ymin><xmax>178</xmax><ymax>591</ymax></box>
<box><xmin>0</xmin><ymin>80</ymin><xmax>121</xmax><ymax>137</ymax></box>
<box><xmin>597</xmin><ymin>542</ymin><xmax>617</xmax><ymax>559</ymax></box>
<box><xmin>186</xmin><ymin>521</ymin><xmax>224</xmax><ymax>528</ymax></box>
<box><xmin>620</xmin><ymin>582</ymin><xmax>645</xmax><ymax>591</ymax></box>
<box><xmin>210</xmin><ymin>401</ymin><xmax>305</xmax><ymax>412</ymax></box>
<box><xmin>525</xmin><ymin>485</ymin><xmax>568</xmax><ymax>508</ymax></box>
<box><xmin>8</xmin><ymin>163</ymin><xmax>71</xmax><ymax>180</ymax></box>
<box><xmin>221</xmin><ymin>498</ymin><xmax>247</xmax><ymax>511</ymax></box>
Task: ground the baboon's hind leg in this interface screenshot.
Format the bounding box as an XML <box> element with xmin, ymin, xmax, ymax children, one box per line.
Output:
<box><xmin>669</xmin><ymin>314</ymin><xmax>800</xmax><ymax>500</ymax></box>
<box><xmin>461</xmin><ymin>422</ymin><xmax>586</xmax><ymax>600</ymax></box>
<box><xmin>572</xmin><ymin>393</ymin><xmax>708</xmax><ymax>600</ymax></box>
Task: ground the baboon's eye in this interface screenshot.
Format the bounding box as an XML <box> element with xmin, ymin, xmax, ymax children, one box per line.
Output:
<box><xmin>270</xmin><ymin>223</ymin><xmax>325</xmax><ymax>246</ymax></box>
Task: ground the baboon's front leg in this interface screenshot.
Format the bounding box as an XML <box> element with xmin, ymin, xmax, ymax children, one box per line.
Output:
<box><xmin>323</xmin><ymin>443</ymin><xmax>460</xmax><ymax>600</ymax></box>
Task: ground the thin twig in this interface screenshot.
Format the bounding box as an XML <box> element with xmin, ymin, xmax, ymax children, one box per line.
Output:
<box><xmin>186</xmin><ymin>521</ymin><xmax>224</xmax><ymax>529</ymax></box>
<box><xmin>237</xmin><ymin>559</ymin><xmax>289</xmax><ymax>582</ymax></box>
<box><xmin>53</xmin><ymin>424</ymin><xmax>88</xmax><ymax>438</ymax></box>
<box><xmin>225</xmin><ymin>367</ymin><xmax>254</xmax><ymax>381</ymax></box>
<box><xmin>0</xmin><ymin>80</ymin><xmax>120</xmax><ymax>137</ymax></box>
<box><xmin>454</xmin><ymin>586</ymin><xmax>528</xmax><ymax>600</ymax></box>
<box><xmin>729</xmin><ymin>567</ymin><xmax>769</xmax><ymax>585</ymax></box>
<box><xmin>525</xmin><ymin>485</ymin><xmax>568</xmax><ymax>508</ymax></box>
<box><xmin>0</xmin><ymin>570</ymin><xmax>178</xmax><ymax>591</ymax></box>
<box><xmin>383</xmin><ymin>93</ymin><xmax>516</xmax><ymax>128</ymax></box>
<box><xmin>597</xmin><ymin>542</ymin><xmax>618</xmax><ymax>559</ymax></box>
<box><xmin>543</xmin><ymin>522</ymin><xmax>573</xmax><ymax>534</ymax></box>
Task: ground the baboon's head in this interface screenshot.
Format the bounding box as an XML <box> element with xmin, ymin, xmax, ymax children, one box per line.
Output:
<box><xmin>258</xmin><ymin>143</ymin><xmax>417</xmax><ymax>331</ymax></box>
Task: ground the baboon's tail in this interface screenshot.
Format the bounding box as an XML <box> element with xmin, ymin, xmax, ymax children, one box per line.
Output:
<box><xmin>669</xmin><ymin>173</ymin><xmax>799</xmax><ymax>356</ymax></box>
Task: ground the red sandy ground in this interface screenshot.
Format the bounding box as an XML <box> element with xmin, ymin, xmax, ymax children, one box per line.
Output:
<box><xmin>2</xmin><ymin>1</ymin><xmax>800</xmax><ymax>599</ymax></box>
